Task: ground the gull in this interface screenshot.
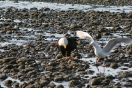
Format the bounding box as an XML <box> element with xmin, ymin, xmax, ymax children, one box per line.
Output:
<box><xmin>76</xmin><ymin>31</ymin><xmax>132</xmax><ymax>71</ymax></box>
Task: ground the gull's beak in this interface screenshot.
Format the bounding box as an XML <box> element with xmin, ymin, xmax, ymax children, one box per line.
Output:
<box><xmin>64</xmin><ymin>45</ymin><xmax>66</xmax><ymax>49</ymax></box>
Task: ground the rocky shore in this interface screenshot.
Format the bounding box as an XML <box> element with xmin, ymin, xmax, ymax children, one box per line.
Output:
<box><xmin>0</xmin><ymin>2</ymin><xmax>132</xmax><ymax>88</ymax></box>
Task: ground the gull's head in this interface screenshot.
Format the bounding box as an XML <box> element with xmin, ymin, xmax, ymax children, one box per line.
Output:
<box><xmin>58</xmin><ymin>38</ymin><xmax>68</xmax><ymax>49</ymax></box>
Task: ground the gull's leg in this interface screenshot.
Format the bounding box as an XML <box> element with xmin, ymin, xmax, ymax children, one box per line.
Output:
<box><xmin>96</xmin><ymin>57</ymin><xmax>98</xmax><ymax>63</ymax></box>
<box><xmin>102</xmin><ymin>61</ymin><xmax>105</xmax><ymax>67</ymax></box>
<box><xmin>102</xmin><ymin>61</ymin><xmax>105</xmax><ymax>74</ymax></box>
<box><xmin>96</xmin><ymin>57</ymin><xmax>100</xmax><ymax>72</ymax></box>
<box><xmin>96</xmin><ymin>66</ymin><xmax>100</xmax><ymax>72</ymax></box>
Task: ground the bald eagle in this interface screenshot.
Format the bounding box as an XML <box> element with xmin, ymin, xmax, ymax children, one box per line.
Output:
<box><xmin>56</xmin><ymin>37</ymin><xmax>78</xmax><ymax>57</ymax></box>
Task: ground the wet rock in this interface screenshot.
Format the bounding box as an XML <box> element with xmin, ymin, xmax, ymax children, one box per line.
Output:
<box><xmin>55</xmin><ymin>54</ymin><xmax>63</xmax><ymax>59</ymax></box>
<box><xmin>16</xmin><ymin>57</ymin><xmax>33</xmax><ymax>64</ymax></box>
<box><xmin>118</xmin><ymin>71</ymin><xmax>132</xmax><ymax>78</ymax></box>
<box><xmin>19</xmin><ymin>82</ymin><xmax>28</xmax><ymax>88</ymax></box>
<box><xmin>4</xmin><ymin>80</ymin><xmax>12</xmax><ymax>87</ymax></box>
<box><xmin>95</xmin><ymin>33</ymin><xmax>102</xmax><ymax>39</ymax></box>
<box><xmin>69</xmin><ymin>23</ymin><xmax>77</xmax><ymax>29</ymax></box>
<box><xmin>35</xmin><ymin>53</ymin><xmax>46</xmax><ymax>60</ymax></box>
<box><xmin>45</xmin><ymin>66</ymin><xmax>55</xmax><ymax>71</ymax></box>
<box><xmin>25</xmin><ymin>84</ymin><xmax>35</xmax><ymax>88</ymax></box>
<box><xmin>70</xmin><ymin>52</ymin><xmax>77</xmax><ymax>58</ymax></box>
<box><xmin>39</xmin><ymin>79</ymin><xmax>50</xmax><ymax>86</ymax></box>
<box><xmin>87</xmin><ymin>70</ymin><xmax>94</xmax><ymax>74</ymax></box>
<box><xmin>105</xmin><ymin>62</ymin><xmax>111</xmax><ymax>67</ymax></box>
<box><xmin>113</xmin><ymin>85</ymin><xmax>122</xmax><ymax>88</ymax></box>
<box><xmin>76</xmin><ymin>67</ymin><xmax>85</xmax><ymax>72</ymax></box>
<box><xmin>63</xmin><ymin>75</ymin><xmax>71</xmax><ymax>81</ymax></box>
<box><xmin>68</xmin><ymin>80</ymin><xmax>81</xmax><ymax>87</ymax></box>
<box><xmin>128</xmin><ymin>61</ymin><xmax>132</xmax><ymax>67</ymax></box>
<box><xmin>13</xmin><ymin>82</ymin><xmax>19</xmax><ymax>88</ymax></box>
<box><xmin>27</xmin><ymin>70</ymin><xmax>37</xmax><ymax>77</ymax></box>
<box><xmin>0</xmin><ymin>57</ymin><xmax>13</xmax><ymax>63</ymax></box>
<box><xmin>105</xmin><ymin>75</ymin><xmax>115</xmax><ymax>80</ymax></box>
<box><xmin>48</xmin><ymin>60</ymin><xmax>59</xmax><ymax>66</ymax></box>
<box><xmin>126</xmin><ymin>45</ymin><xmax>132</xmax><ymax>55</ymax></box>
<box><xmin>54</xmin><ymin>76</ymin><xmax>64</xmax><ymax>82</ymax></box>
<box><xmin>71</xmin><ymin>52</ymin><xmax>82</xmax><ymax>59</ymax></box>
<box><xmin>102</xmin><ymin>79</ymin><xmax>110</xmax><ymax>86</ymax></box>
<box><xmin>90</xmin><ymin>78</ymin><xmax>101</xmax><ymax>86</ymax></box>
<box><xmin>123</xmin><ymin>82</ymin><xmax>132</xmax><ymax>87</ymax></box>
<box><xmin>110</xmin><ymin>63</ymin><xmax>119</xmax><ymax>69</ymax></box>
<box><xmin>0</xmin><ymin>73</ymin><xmax>7</xmax><ymax>80</ymax></box>
<box><xmin>55</xmin><ymin>84</ymin><xmax>64</xmax><ymax>88</ymax></box>
<box><xmin>77</xmin><ymin>71</ymin><xmax>87</xmax><ymax>75</ymax></box>
<box><xmin>47</xmin><ymin>83</ymin><xmax>56</xmax><ymax>88</ymax></box>
<box><xmin>120</xmin><ymin>67</ymin><xmax>128</xmax><ymax>70</ymax></box>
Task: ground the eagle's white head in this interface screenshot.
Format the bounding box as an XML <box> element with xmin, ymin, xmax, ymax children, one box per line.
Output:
<box><xmin>58</xmin><ymin>38</ymin><xmax>68</xmax><ymax>48</ymax></box>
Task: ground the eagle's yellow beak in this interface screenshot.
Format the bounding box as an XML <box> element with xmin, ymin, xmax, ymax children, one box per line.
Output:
<box><xmin>64</xmin><ymin>45</ymin><xmax>66</xmax><ymax>49</ymax></box>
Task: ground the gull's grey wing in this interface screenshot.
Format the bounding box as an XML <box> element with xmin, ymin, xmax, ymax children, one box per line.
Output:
<box><xmin>103</xmin><ymin>38</ymin><xmax>132</xmax><ymax>53</ymax></box>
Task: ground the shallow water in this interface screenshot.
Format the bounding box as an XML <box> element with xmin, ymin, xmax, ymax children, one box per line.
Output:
<box><xmin>0</xmin><ymin>77</ymin><xmax>21</xmax><ymax>88</ymax></box>
<box><xmin>0</xmin><ymin>1</ymin><xmax>132</xmax><ymax>13</ymax></box>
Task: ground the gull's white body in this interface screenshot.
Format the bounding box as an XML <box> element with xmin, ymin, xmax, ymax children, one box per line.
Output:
<box><xmin>76</xmin><ymin>31</ymin><xmax>132</xmax><ymax>58</ymax></box>
<box><xmin>92</xmin><ymin>41</ymin><xmax>107</xmax><ymax>58</ymax></box>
